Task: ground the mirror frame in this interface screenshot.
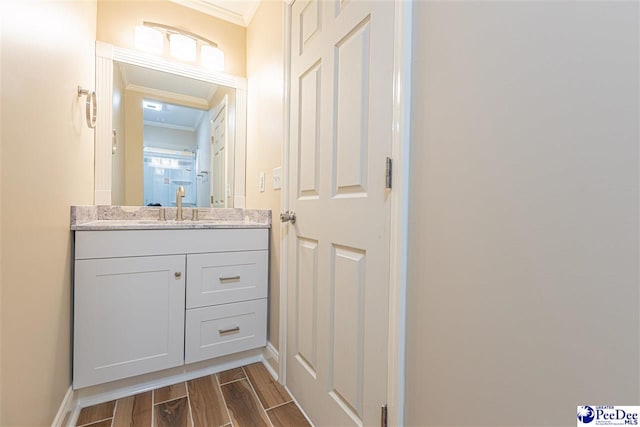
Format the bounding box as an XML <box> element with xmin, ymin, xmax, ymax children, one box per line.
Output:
<box><xmin>94</xmin><ymin>41</ymin><xmax>247</xmax><ymax>207</ymax></box>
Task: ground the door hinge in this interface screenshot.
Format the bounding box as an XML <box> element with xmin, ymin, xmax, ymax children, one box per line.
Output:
<box><xmin>210</xmin><ymin>195</ymin><xmax>214</xmax><ymax>204</ymax></box>
<box><xmin>385</xmin><ymin>157</ymin><xmax>392</xmax><ymax>189</ymax></box>
<box><xmin>381</xmin><ymin>404</ymin><xmax>388</xmax><ymax>427</ymax></box>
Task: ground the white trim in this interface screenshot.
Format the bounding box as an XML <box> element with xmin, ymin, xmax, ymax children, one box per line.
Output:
<box><xmin>234</xmin><ymin>195</ymin><xmax>246</xmax><ymax>208</ymax></box>
<box><xmin>278</xmin><ymin>0</ymin><xmax>292</xmax><ymax>387</ymax></box>
<box><xmin>64</xmin><ymin>348</ymin><xmax>276</xmax><ymax>426</ymax></box>
<box><xmin>168</xmin><ymin>0</ymin><xmax>257</xmax><ymax>27</ymax></box>
<box><xmin>111</xmin><ymin>45</ymin><xmax>247</xmax><ymax>89</ymax></box>
<box><xmin>234</xmin><ymin>86</ymin><xmax>247</xmax><ymax>208</ymax></box>
<box><xmin>94</xmin><ymin>51</ymin><xmax>114</xmax><ymax>205</ymax></box>
<box><xmin>143</xmin><ymin>121</ymin><xmax>198</xmax><ymax>132</ymax></box>
<box><xmin>262</xmin><ymin>341</ymin><xmax>280</xmax><ymax>379</ymax></box>
<box><xmin>386</xmin><ymin>1</ymin><xmax>413</xmax><ymax>425</ymax></box>
<box><xmin>94</xmin><ymin>42</ymin><xmax>247</xmax><ymax>207</ymax></box>
<box><xmin>51</xmin><ymin>386</ymin><xmax>74</xmax><ymax>427</ymax></box>
<box><xmin>69</xmin><ymin>348</ymin><xmax>264</xmax><ymax>423</ymax></box>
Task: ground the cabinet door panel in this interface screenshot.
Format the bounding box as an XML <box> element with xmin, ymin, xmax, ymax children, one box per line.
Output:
<box><xmin>185</xmin><ymin>299</ymin><xmax>267</xmax><ymax>364</ymax></box>
<box><xmin>186</xmin><ymin>251</ymin><xmax>268</xmax><ymax>308</ymax></box>
<box><xmin>74</xmin><ymin>255</ymin><xmax>185</xmax><ymax>389</ymax></box>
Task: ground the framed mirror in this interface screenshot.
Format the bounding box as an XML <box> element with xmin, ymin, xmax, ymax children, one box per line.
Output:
<box><xmin>95</xmin><ymin>41</ymin><xmax>247</xmax><ymax>207</ymax></box>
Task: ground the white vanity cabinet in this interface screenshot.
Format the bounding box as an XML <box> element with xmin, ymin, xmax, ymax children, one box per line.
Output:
<box><xmin>73</xmin><ymin>228</ymin><xmax>268</xmax><ymax>389</ymax></box>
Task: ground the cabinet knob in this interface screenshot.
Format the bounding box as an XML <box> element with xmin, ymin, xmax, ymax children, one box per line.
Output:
<box><xmin>175</xmin><ymin>272</ymin><xmax>182</xmax><ymax>279</ymax></box>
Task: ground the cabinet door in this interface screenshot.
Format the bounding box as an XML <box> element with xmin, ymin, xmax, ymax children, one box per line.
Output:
<box><xmin>74</xmin><ymin>255</ymin><xmax>185</xmax><ymax>389</ymax></box>
<box><xmin>186</xmin><ymin>250</ymin><xmax>268</xmax><ymax>308</ymax></box>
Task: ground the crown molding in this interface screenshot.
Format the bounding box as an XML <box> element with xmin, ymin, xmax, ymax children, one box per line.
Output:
<box><xmin>168</xmin><ymin>0</ymin><xmax>259</xmax><ymax>27</ymax></box>
<box><xmin>126</xmin><ymin>84</ymin><xmax>210</xmax><ymax>110</ymax></box>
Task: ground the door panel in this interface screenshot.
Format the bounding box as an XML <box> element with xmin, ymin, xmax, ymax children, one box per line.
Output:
<box><xmin>330</xmin><ymin>245</ymin><xmax>366</xmax><ymax>420</ymax></box>
<box><xmin>334</xmin><ymin>17</ymin><xmax>370</xmax><ymax>196</ymax></box>
<box><xmin>298</xmin><ymin>62</ymin><xmax>321</xmax><ymax>199</ymax></box>
<box><xmin>287</xmin><ymin>0</ymin><xmax>394</xmax><ymax>425</ymax></box>
<box><xmin>294</xmin><ymin>237</ymin><xmax>319</xmax><ymax>376</ymax></box>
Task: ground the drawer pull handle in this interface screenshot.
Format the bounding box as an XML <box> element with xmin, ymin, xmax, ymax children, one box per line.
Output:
<box><xmin>219</xmin><ymin>275</ymin><xmax>241</xmax><ymax>282</ymax></box>
<box><xmin>219</xmin><ymin>326</ymin><xmax>240</xmax><ymax>335</ymax></box>
<box><xmin>175</xmin><ymin>272</ymin><xmax>182</xmax><ymax>279</ymax></box>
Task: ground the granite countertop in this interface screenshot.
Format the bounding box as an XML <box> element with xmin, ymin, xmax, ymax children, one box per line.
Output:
<box><xmin>71</xmin><ymin>206</ymin><xmax>271</xmax><ymax>230</ymax></box>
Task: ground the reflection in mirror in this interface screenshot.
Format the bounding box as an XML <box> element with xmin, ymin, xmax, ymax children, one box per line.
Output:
<box><xmin>111</xmin><ymin>61</ymin><xmax>236</xmax><ymax>207</ymax></box>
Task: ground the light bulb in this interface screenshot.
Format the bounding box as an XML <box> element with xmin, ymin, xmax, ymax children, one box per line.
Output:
<box><xmin>134</xmin><ymin>25</ymin><xmax>163</xmax><ymax>55</ymax></box>
<box><xmin>201</xmin><ymin>45</ymin><xmax>225</xmax><ymax>71</ymax></box>
<box><xmin>169</xmin><ymin>33</ymin><xmax>196</xmax><ymax>61</ymax></box>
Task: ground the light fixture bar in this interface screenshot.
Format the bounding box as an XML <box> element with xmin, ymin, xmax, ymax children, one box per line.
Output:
<box><xmin>142</xmin><ymin>21</ymin><xmax>218</xmax><ymax>48</ymax></box>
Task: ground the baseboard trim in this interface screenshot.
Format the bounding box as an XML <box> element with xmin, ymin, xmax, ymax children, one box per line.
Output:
<box><xmin>51</xmin><ymin>386</ymin><xmax>75</xmax><ymax>427</ymax></box>
<box><xmin>262</xmin><ymin>341</ymin><xmax>280</xmax><ymax>380</ymax></box>
<box><xmin>63</xmin><ymin>346</ymin><xmax>278</xmax><ymax>426</ymax></box>
<box><xmin>75</xmin><ymin>349</ymin><xmax>263</xmax><ymax>408</ymax></box>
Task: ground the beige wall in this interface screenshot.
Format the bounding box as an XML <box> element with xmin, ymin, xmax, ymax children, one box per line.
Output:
<box><xmin>97</xmin><ymin>0</ymin><xmax>247</xmax><ymax>77</ymax></box>
<box><xmin>112</xmin><ymin>63</ymin><xmax>126</xmax><ymax>205</ymax></box>
<box><xmin>405</xmin><ymin>2</ymin><xmax>639</xmax><ymax>426</ymax></box>
<box><xmin>246</xmin><ymin>0</ymin><xmax>284</xmax><ymax>352</ymax></box>
<box><xmin>0</xmin><ymin>1</ymin><xmax>97</xmax><ymax>425</ymax></box>
<box><xmin>124</xmin><ymin>89</ymin><xmax>145</xmax><ymax>205</ymax></box>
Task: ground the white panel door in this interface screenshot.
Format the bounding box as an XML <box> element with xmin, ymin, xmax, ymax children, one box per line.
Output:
<box><xmin>211</xmin><ymin>104</ymin><xmax>228</xmax><ymax>207</ymax></box>
<box><xmin>73</xmin><ymin>255</ymin><xmax>186</xmax><ymax>388</ymax></box>
<box><xmin>286</xmin><ymin>0</ymin><xmax>394</xmax><ymax>425</ymax></box>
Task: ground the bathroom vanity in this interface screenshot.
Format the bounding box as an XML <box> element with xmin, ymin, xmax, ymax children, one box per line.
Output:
<box><xmin>70</xmin><ymin>206</ymin><xmax>270</xmax><ymax>389</ymax></box>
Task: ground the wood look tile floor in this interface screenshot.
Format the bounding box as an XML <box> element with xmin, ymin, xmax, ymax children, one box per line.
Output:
<box><xmin>75</xmin><ymin>363</ymin><xmax>312</xmax><ymax>427</ymax></box>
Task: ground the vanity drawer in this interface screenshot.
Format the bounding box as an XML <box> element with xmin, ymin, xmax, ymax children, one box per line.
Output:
<box><xmin>185</xmin><ymin>299</ymin><xmax>267</xmax><ymax>364</ymax></box>
<box><xmin>186</xmin><ymin>250</ymin><xmax>268</xmax><ymax>308</ymax></box>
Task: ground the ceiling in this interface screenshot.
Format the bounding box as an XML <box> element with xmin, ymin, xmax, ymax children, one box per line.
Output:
<box><xmin>116</xmin><ymin>62</ymin><xmax>214</xmax><ymax>130</ymax></box>
<box><xmin>168</xmin><ymin>0</ymin><xmax>261</xmax><ymax>27</ymax></box>
<box><xmin>143</xmin><ymin>102</ymin><xmax>206</xmax><ymax>131</ymax></box>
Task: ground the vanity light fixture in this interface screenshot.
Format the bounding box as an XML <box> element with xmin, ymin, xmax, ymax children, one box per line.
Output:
<box><xmin>169</xmin><ymin>33</ymin><xmax>197</xmax><ymax>61</ymax></box>
<box><xmin>134</xmin><ymin>25</ymin><xmax>164</xmax><ymax>55</ymax></box>
<box><xmin>134</xmin><ymin>21</ymin><xmax>225</xmax><ymax>71</ymax></box>
<box><xmin>201</xmin><ymin>44</ymin><xmax>225</xmax><ymax>71</ymax></box>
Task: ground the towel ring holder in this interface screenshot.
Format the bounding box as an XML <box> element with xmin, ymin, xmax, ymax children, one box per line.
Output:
<box><xmin>77</xmin><ymin>86</ymin><xmax>97</xmax><ymax>129</ymax></box>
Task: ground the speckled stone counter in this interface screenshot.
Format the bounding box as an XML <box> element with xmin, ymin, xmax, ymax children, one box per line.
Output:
<box><xmin>71</xmin><ymin>206</ymin><xmax>271</xmax><ymax>230</ymax></box>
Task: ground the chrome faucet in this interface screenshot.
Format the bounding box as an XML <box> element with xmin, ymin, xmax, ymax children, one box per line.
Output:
<box><xmin>176</xmin><ymin>186</ymin><xmax>185</xmax><ymax>221</ymax></box>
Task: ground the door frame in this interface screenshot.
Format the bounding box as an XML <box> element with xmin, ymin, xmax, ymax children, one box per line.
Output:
<box><xmin>278</xmin><ymin>1</ymin><xmax>413</xmax><ymax>425</ymax></box>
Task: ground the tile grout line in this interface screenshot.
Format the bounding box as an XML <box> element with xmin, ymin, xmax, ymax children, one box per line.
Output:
<box><xmin>242</xmin><ymin>366</ymin><xmax>275</xmax><ymax>427</ymax></box>
<box><xmin>265</xmin><ymin>399</ymin><xmax>295</xmax><ymax>412</ymax></box>
<box><xmin>217</xmin><ymin>377</ymin><xmax>247</xmax><ymax>387</ymax></box>
<box><xmin>76</xmin><ymin>417</ymin><xmax>113</xmax><ymax>427</ymax></box>
<box><xmin>154</xmin><ymin>394</ymin><xmax>189</xmax><ymax>406</ymax></box>
<box><xmin>151</xmin><ymin>389</ymin><xmax>155</xmax><ymax>427</ymax></box>
<box><xmin>185</xmin><ymin>381</ymin><xmax>195</xmax><ymax>427</ymax></box>
<box><xmin>110</xmin><ymin>400</ymin><xmax>117</xmax><ymax>427</ymax></box>
<box><xmin>216</xmin><ymin>373</ymin><xmax>235</xmax><ymax>427</ymax></box>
